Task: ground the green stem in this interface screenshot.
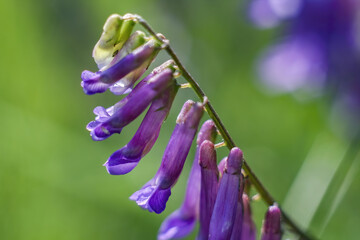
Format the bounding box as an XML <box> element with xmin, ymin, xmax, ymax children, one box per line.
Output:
<box><xmin>135</xmin><ymin>15</ymin><xmax>314</xmax><ymax>240</ymax></box>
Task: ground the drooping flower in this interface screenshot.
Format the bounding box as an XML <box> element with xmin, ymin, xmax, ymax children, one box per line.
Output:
<box><xmin>261</xmin><ymin>205</ymin><xmax>282</xmax><ymax>240</ymax></box>
<box><xmin>198</xmin><ymin>140</ymin><xmax>218</xmax><ymax>240</ymax></box>
<box><xmin>86</xmin><ymin>66</ymin><xmax>175</xmax><ymax>141</ymax></box>
<box><xmin>81</xmin><ymin>37</ymin><xmax>161</xmax><ymax>95</ymax></box>
<box><xmin>104</xmin><ymin>82</ymin><xmax>178</xmax><ymax>175</ymax></box>
<box><xmin>157</xmin><ymin>120</ymin><xmax>217</xmax><ymax>240</ymax></box>
<box><xmin>208</xmin><ymin>147</ymin><xmax>243</xmax><ymax>240</ymax></box>
<box><xmin>130</xmin><ymin>100</ymin><xmax>204</xmax><ymax>214</ymax></box>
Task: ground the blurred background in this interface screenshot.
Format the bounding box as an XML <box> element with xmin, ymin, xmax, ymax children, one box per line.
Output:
<box><xmin>1</xmin><ymin>0</ymin><xmax>359</xmax><ymax>239</ymax></box>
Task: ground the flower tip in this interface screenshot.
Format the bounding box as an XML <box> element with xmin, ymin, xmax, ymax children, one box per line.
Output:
<box><xmin>226</xmin><ymin>147</ymin><xmax>243</xmax><ymax>174</ymax></box>
<box><xmin>199</xmin><ymin>140</ymin><xmax>216</xmax><ymax>169</ymax></box>
<box><xmin>81</xmin><ymin>70</ymin><xmax>108</xmax><ymax>95</ymax></box>
<box><xmin>103</xmin><ymin>150</ymin><xmax>141</xmax><ymax>175</ymax></box>
<box><xmin>197</xmin><ymin>120</ymin><xmax>217</xmax><ymax>145</ymax></box>
<box><xmin>262</xmin><ymin>204</ymin><xmax>282</xmax><ymax>239</ymax></box>
<box><xmin>130</xmin><ymin>185</ymin><xmax>171</xmax><ymax>214</ymax></box>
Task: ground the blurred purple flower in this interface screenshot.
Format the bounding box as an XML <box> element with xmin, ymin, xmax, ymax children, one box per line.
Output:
<box><xmin>130</xmin><ymin>100</ymin><xmax>204</xmax><ymax>214</ymax></box>
<box><xmin>241</xmin><ymin>194</ymin><xmax>257</xmax><ymax>240</ymax></box>
<box><xmin>250</xmin><ymin>0</ymin><xmax>360</xmax><ymax>127</ymax></box>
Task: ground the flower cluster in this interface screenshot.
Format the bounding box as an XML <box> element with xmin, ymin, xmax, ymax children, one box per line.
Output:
<box><xmin>249</xmin><ymin>0</ymin><xmax>360</xmax><ymax>130</ymax></box>
<box><xmin>82</xmin><ymin>14</ymin><xmax>284</xmax><ymax>239</ymax></box>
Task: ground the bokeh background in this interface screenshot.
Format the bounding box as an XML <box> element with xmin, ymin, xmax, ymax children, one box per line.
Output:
<box><xmin>1</xmin><ymin>0</ymin><xmax>359</xmax><ymax>239</ymax></box>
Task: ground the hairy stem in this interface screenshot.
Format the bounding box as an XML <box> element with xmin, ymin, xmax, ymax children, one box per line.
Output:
<box><xmin>135</xmin><ymin>15</ymin><xmax>314</xmax><ymax>240</ymax></box>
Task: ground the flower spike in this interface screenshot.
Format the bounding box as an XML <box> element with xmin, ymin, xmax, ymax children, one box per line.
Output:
<box><xmin>208</xmin><ymin>147</ymin><xmax>243</xmax><ymax>240</ymax></box>
<box><xmin>130</xmin><ymin>100</ymin><xmax>204</xmax><ymax>214</ymax></box>
<box><xmin>104</xmin><ymin>82</ymin><xmax>178</xmax><ymax>175</ymax></box>
<box><xmin>87</xmin><ymin>66</ymin><xmax>175</xmax><ymax>141</ymax></box>
<box><xmin>158</xmin><ymin>120</ymin><xmax>217</xmax><ymax>240</ymax></box>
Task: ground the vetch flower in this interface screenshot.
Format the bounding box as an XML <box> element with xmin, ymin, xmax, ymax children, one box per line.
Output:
<box><xmin>104</xmin><ymin>82</ymin><xmax>178</xmax><ymax>175</ymax></box>
<box><xmin>130</xmin><ymin>100</ymin><xmax>204</xmax><ymax>214</ymax></box>
<box><xmin>158</xmin><ymin>120</ymin><xmax>217</xmax><ymax>240</ymax></box>
<box><xmin>261</xmin><ymin>205</ymin><xmax>282</xmax><ymax>240</ymax></box>
<box><xmin>208</xmin><ymin>147</ymin><xmax>243</xmax><ymax>240</ymax></box>
<box><xmin>241</xmin><ymin>194</ymin><xmax>257</xmax><ymax>240</ymax></box>
<box><xmin>86</xmin><ymin>66</ymin><xmax>175</xmax><ymax>141</ymax></box>
<box><xmin>230</xmin><ymin>174</ymin><xmax>245</xmax><ymax>240</ymax></box>
<box><xmin>198</xmin><ymin>140</ymin><xmax>218</xmax><ymax>240</ymax></box>
<box><xmin>81</xmin><ymin>37</ymin><xmax>161</xmax><ymax>95</ymax></box>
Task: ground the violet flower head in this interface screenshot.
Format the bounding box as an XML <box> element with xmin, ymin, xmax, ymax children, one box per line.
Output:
<box><xmin>104</xmin><ymin>82</ymin><xmax>178</xmax><ymax>175</ymax></box>
<box><xmin>81</xmin><ymin>38</ymin><xmax>161</xmax><ymax>95</ymax></box>
<box><xmin>198</xmin><ymin>140</ymin><xmax>218</xmax><ymax>240</ymax></box>
<box><xmin>208</xmin><ymin>147</ymin><xmax>243</xmax><ymax>240</ymax></box>
<box><xmin>86</xmin><ymin>67</ymin><xmax>175</xmax><ymax>141</ymax></box>
<box><xmin>130</xmin><ymin>100</ymin><xmax>204</xmax><ymax>214</ymax></box>
<box><xmin>261</xmin><ymin>205</ymin><xmax>282</xmax><ymax>240</ymax></box>
<box><xmin>158</xmin><ymin>120</ymin><xmax>217</xmax><ymax>240</ymax></box>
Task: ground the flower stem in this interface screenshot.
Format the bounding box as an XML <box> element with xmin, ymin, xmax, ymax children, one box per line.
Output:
<box><xmin>135</xmin><ymin>15</ymin><xmax>314</xmax><ymax>240</ymax></box>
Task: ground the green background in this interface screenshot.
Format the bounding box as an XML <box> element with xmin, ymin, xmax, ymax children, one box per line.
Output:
<box><xmin>1</xmin><ymin>0</ymin><xmax>359</xmax><ymax>239</ymax></box>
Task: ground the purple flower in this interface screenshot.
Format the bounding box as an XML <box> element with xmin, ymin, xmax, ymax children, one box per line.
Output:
<box><xmin>241</xmin><ymin>194</ymin><xmax>257</xmax><ymax>240</ymax></box>
<box><xmin>104</xmin><ymin>83</ymin><xmax>178</xmax><ymax>175</ymax></box>
<box><xmin>130</xmin><ymin>100</ymin><xmax>204</xmax><ymax>214</ymax></box>
<box><xmin>86</xmin><ymin>67</ymin><xmax>175</xmax><ymax>141</ymax></box>
<box><xmin>208</xmin><ymin>147</ymin><xmax>243</xmax><ymax>240</ymax></box>
<box><xmin>230</xmin><ymin>174</ymin><xmax>245</xmax><ymax>240</ymax></box>
<box><xmin>261</xmin><ymin>205</ymin><xmax>282</xmax><ymax>240</ymax></box>
<box><xmin>158</xmin><ymin>120</ymin><xmax>217</xmax><ymax>239</ymax></box>
<box><xmin>198</xmin><ymin>140</ymin><xmax>218</xmax><ymax>240</ymax></box>
<box><xmin>81</xmin><ymin>38</ymin><xmax>161</xmax><ymax>95</ymax></box>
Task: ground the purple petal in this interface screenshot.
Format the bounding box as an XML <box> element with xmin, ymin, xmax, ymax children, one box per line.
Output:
<box><xmin>158</xmin><ymin>210</ymin><xmax>196</xmax><ymax>240</ymax></box>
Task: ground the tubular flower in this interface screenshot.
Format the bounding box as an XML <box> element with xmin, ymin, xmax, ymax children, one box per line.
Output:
<box><xmin>81</xmin><ymin>37</ymin><xmax>161</xmax><ymax>95</ymax></box>
<box><xmin>241</xmin><ymin>194</ymin><xmax>257</xmax><ymax>240</ymax></box>
<box><xmin>158</xmin><ymin>120</ymin><xmax>217</xmax><ymax>240</ymax></box>
<box><xmin>230</xmin><ymin>174</ymin><xmax>245</xmax><ymax>240</ymax></box>
<box><xmin>208</xmin><ymin>147</ymin><xmax>243</xmax><ymax>240</ymax></box>
<box><xmin>86</xmin><ymin>66</ymin><xmax>175</xmax><ymax>141</ymax></box>
<box><xmin>261</xmin><ymin>205</ymin><xmax>282</xmax><ymax>240</ymax></box>
<box><xmin>130</xmin><ymin>100</ymin><xmax>204</xmax><ymax>214</ymax></box>
<box><xmin>198</xmin><ymin>140</ymin><xmax>218</xmax><ymax>240</ymax></box>
<box><xmin>104</xmin><ymin>82</ymin><xmax>178</xmax><ymax>175</ymax></box>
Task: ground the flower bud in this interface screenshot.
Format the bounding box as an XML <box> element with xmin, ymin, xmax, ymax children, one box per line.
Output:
<box><xmin>261</xmin><ymin>205</ymin><xmax>282</xmax><ymax>240</ymax></box>
<box><xmin>198</xmin><ymin>140</ymin><xmax>218</xmax><ymax>240</ymax></box>
<box><xmin>241</xmin><ymin>194</ymin><xmax>257</xmax><ymax>240</ymax></box>
<box><xmin>208</xmin><ymin>147</ymin><xmax>243</xmax><ymax>240</ymax></box>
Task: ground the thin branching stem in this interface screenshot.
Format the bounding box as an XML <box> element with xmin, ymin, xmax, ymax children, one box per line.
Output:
<box><xmin>134</xmin><ymin>15</ymin><xmax>314</xmax><ymax>240</ymax></box>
